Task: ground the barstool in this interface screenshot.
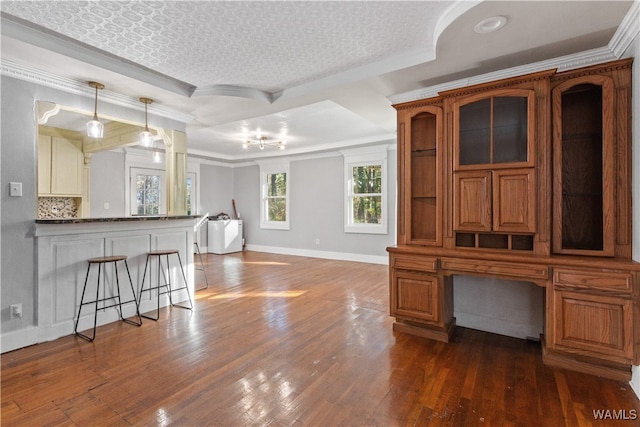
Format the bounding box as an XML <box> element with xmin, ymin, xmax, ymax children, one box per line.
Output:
<box><xmin>74</xmin><ymin>255</ymin><xmax>143</xmax><ymax>342</ymax></box>
<box><xmin>138</xmin><ymin>249</ymin><xmax>194</xmax><ymax>320</ymax></box>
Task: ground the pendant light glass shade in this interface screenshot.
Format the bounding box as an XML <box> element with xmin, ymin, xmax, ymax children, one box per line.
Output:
<box><xmin>139</xmin><ymin>97</ymin><xmax>154</xmax><ymax>147</ymax></box>
<box><xmin>86</xmin><ymin>82</ymin><xmax>104</xmax><ymax>138</ymax></box>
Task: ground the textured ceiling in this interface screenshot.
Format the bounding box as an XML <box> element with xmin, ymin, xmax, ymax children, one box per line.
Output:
<box><xmin>0</xmin><ymin>1</ymin><xmax>635</xmax><ymax>161</ymax></box>
<box><xmin>1</xmin><ymin>1</ymin><xmax>448</xmax><ymax>93</ymax></box>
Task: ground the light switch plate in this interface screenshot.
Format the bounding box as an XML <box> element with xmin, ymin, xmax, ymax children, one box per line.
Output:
<box><xmin>9</xmin><ymin>182</ymin><xmax>22</xmax><ymax>197</ymax></box>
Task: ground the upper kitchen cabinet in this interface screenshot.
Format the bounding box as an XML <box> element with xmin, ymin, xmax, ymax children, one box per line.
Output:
<box><xmin>551</xmin><ymin>59</ymin><xmax>633</xmax><ymax>258</ymax></box>
<box><xmin>38</xmin><ymin>132</ymin><xmax>83</xmax><ymax>197</ymax></box>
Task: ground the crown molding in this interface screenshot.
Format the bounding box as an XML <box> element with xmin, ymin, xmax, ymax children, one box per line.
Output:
<box><xmin>388</xmin><ymin>46</ymin><xmax>618</xmax><ymax>105</ymax></box>
<box><xmin>193</xmin><ymin>84</ymin><xmax>275</xmax><ymax>103</ymax></box>
<box><xmin>608</xmin><ymin>0</ymin><xmax>640</xmax><ymax>57</ymax></box>
<box><xmin>1</xmin><ymin>58</ymin><xmax>194</xmax><ymax>123</ymax></box>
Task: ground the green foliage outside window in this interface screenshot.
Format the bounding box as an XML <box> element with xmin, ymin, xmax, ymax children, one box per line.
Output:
<box><xmin>352</xmin><ymin>165</ymin><xmax>382</xmax><ymax>224</ymax></box>
<box><xmin>136</xmin><ymin>174</ymin><xmax>160</xmax><ymax>215</ymax></box>
<box><xmin>266</xmin><ymin>172</ymin><xmax>287</xmax><ymax>221</ymax></box>
<box><xmin>186</xmin><ymin>176</ymin><xmax>192</xmax><ymax>215</ymax></box>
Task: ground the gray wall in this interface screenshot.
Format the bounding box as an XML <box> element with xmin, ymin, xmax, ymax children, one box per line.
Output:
<box><xmin>230</xmin><ymin>151</ymin><xmax>397</xmax><ymax>258</ymax></box>
<box><xmin>90</xmin><ymin>150</ymin><xmax>126</xmax><ymax>218</ymax></box>
<box><xmin>198</xmin><ymin>163</ymin><xmax>235</xmax><ymax>247</ymax></box>
<box><xmin>1</xmin><ymin>77</ymin><xmax>39</xmax><ymax>333</ymax></box>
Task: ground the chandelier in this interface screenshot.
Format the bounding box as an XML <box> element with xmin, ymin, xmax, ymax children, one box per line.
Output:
<box><xmin>242</xmin><ymin>129</ymin><xmax>286</xmax><ymax>150</ymax></box>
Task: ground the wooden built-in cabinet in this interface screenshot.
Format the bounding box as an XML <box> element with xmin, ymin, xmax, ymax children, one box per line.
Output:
<box><xmin>388</xmin><ymin>59</ymin><xmax>638</xmax><ymax>382</ymax></box>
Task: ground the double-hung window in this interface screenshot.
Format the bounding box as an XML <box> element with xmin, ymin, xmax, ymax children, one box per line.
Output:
<box><xmin>130</xmin><ymin>167</ymin><xmax>166</xmax><ymax>216</ymax></box>
<box><xmin>258</xmin><ymin>159</ymin><xmax>290</xmax><ymax>230</ymax></box>
<box><xmin>342</xmin><ymin>146</ymin><xmax>388</xmax><ymax>234</ymax></box>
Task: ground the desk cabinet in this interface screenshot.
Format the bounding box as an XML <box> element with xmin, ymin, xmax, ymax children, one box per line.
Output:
<box><xmin>389</xmin><ymin>59</ymin><xmax>637</xmax><ymax>381</ymax></box>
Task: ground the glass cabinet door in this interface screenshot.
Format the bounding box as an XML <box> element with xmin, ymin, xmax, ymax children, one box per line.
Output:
<box><xmin>399</xmin><ymin>105</ymin><xmax>443</xmax><ymax>246</ymax></box>
<box><xmin>455</xmin><ymin>89</ymin><xmax>534</xmax><ymax>170</ymax></box>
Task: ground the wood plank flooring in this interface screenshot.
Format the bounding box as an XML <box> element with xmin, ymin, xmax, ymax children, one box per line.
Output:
<box><xmin>2</xmin><ymin>251</ymin><xmax>639</xmax><ymax>426</ymax></box>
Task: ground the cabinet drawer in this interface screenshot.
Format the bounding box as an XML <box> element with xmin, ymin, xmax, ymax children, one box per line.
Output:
<box><xmin>553</xmin><ymin>268</ymin><xmax>632</xmax><ymax>293</ymax></box>
<box><xmin>440</xmin><ymin>257</ymin><xmax>548</xmax><ymax>280</ymax></box>
<box><xmin>392</xmin><ymin>255</ymin><xmax>438</xmax><ymax>273</ymax></box>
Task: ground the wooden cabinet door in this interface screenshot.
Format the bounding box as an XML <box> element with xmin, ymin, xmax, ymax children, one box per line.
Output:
<box><xmin>549</xmin><ymin>289</ymin><xmax>633</xmax><ymax>362</ymax></box>
<box><xmin>493</xmin><ymin>168</ymin><xmax>535</xmax><ymax>233</ymax></box>
<box><xmin>51</xmin><ymin>136</ymin><xmax>82</xmax><ymax>196</ymax></box>
<box><xmin>391</xmin><ymin>270</ymin><xmax>440</xmax><ymax>323</ymax></box>
<box><xmin>37</xmin><ymin>134</ymin><xmax>52</xmax><ymax>195</ymax></box>
<box><xmin>454</xmin><ymin>171</ymin><xmax>491</xmax><ymax>231</ymax></box>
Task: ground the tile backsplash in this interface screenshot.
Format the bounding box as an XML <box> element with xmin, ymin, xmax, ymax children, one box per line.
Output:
<box><xmin>38</xmin><ymin>197</ymin><xmax>78</xmax><ymax>219</ymax></box>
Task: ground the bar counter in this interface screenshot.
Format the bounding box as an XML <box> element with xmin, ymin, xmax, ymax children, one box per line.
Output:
<box><xmin>35</xmin><ymin>215</ymin><xmax>200</xmax><ymax>344</ymax></box>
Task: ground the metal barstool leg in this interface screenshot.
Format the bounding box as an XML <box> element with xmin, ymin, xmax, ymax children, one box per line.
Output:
<box><xmin>113</xmin><ymin>260</ymin><xmax>124</xmax><ymax>320</ymax></box>
<box><xmin>175</xmin><ymin>252</ymin><xmax>194</xmax><ymax>310</ymax></box>
<box><xmin>162</xmin><ymin>254</ymin><xmax>173</xmax><ymax>305</ymax></box>
<box><xmin>138</xmin><ymin>254</ymin><xmax>160</xmax><ymax>321</ymax></box>
<box><xmin>194</xmin><ymin>241</ymin><xmax>208</xmax><ymax>289</ymax></box>
<box><xmin>122</xmin><ymin>260</ymin><xmax>142</xmax><ymax>326</ymax></box>
<box><xmin>75</xmin><ymin>262</ymin><xmax>96</xmax><ymax>341</ymax></box>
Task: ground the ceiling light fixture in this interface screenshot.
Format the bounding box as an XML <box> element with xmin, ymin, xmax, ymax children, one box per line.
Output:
<box><xmin>242</xmin><ymin>128</ymin><xmax>286</xmax><ymax>151</ymax></box>
<box><xmin>139</xmin><ymin>97</ymin><xmax>155</xmax><ymax>147</ymax></box>
<box><xmin>86</xmin><ymin>81</ymin><xmax>105</xmax><ymax>138</ymax></box>
<box><xmin>474</xmin><ymin>15</ymin><xmax>507</xmax><ymax>34</ymax></box>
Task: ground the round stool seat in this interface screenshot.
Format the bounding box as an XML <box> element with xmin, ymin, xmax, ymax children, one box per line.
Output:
<box><xmin>88</xmin><ymin>255</ymin><xmax>128</xmax><ymax>264</ymax></box>
<box><xmin>148</xmin><ymin>249</ymin><xmax>179</xmax><ymax>256</ymax></box>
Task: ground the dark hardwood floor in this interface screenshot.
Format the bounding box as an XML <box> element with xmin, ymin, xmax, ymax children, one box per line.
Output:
<box><xmin>2</xmin><ymin>251</ymin><xmax>639</xmax><ymax>426</ymax></box>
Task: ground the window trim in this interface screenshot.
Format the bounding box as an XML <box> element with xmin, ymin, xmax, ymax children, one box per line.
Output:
<box><xmin>257</xmin><ymin>159</ymin><xmax>290</xmax><ymax>230</ymax></box>
<box><xmin>342</xmin><ymin>146</ymin><xmax>388</xmax><ymax>234</ymax></box>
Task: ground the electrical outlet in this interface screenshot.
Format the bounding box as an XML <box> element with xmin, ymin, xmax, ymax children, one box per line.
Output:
<box><xmin>10</xmin><ymin>303</ymin><xmax>22</xmax><ymax>319</ymax></box>
<box><xmin>315</xmin><ymin>238</ymin><xmax>320</xmax><ymax>245</ymax></box>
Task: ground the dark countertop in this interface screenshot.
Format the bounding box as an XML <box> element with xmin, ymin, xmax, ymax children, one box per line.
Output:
<box><xmin>35</xmin><ymin>215</ymin><xmax>202</xmax><ymax>224</ymax></box>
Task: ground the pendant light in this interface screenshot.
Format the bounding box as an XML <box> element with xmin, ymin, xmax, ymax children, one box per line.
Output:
<box><xmin>153</xmin><ymin>148</ymin><xmax>162</xmax><ymax>164</ymax></box>
<box><xmin>86</xmin><ymin>81</ymin><xmax>105</xmax><ymax>138</ymax></box>
<box><xmin>139</xmin><ymin>97</ymin><xmax>154</xmax><ymax>147</ymax></box>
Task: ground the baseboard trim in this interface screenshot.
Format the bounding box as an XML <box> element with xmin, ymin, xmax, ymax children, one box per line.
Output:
<box><xmin>1</xmin><ymin>326</ymin><xmax>39</xmax><ymax>353</ymax></box>
<box><xmin>245</xmin><ymin>244</ymin><xmax>389</xmax><ymax>265</ymax></box>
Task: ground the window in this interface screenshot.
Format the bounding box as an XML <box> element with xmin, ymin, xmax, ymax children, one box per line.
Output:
<box><xmin>130</xmin><ymin>167</ymin><xmax>166</xmax><ymax>216</ymax></box>
<box><xmin>258</xmin><ymin>160</ymin><xmax>290</xmax><ymax>230</ymax></box>
<box><xmin>186</xmin><ymin>172</ymin><xmax>197</xmax><ymax>215</ymax></box>
<box><xmin>342</xmin><ymin>146</ymin><xmax>388</xmax><ymax>234</ymax></box>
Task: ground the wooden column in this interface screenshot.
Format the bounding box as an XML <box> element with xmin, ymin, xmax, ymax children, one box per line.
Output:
<box><xmin>160</xmin><ymin>129</ymin><xmax>188</xmax><ymax>215</ymax></box>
